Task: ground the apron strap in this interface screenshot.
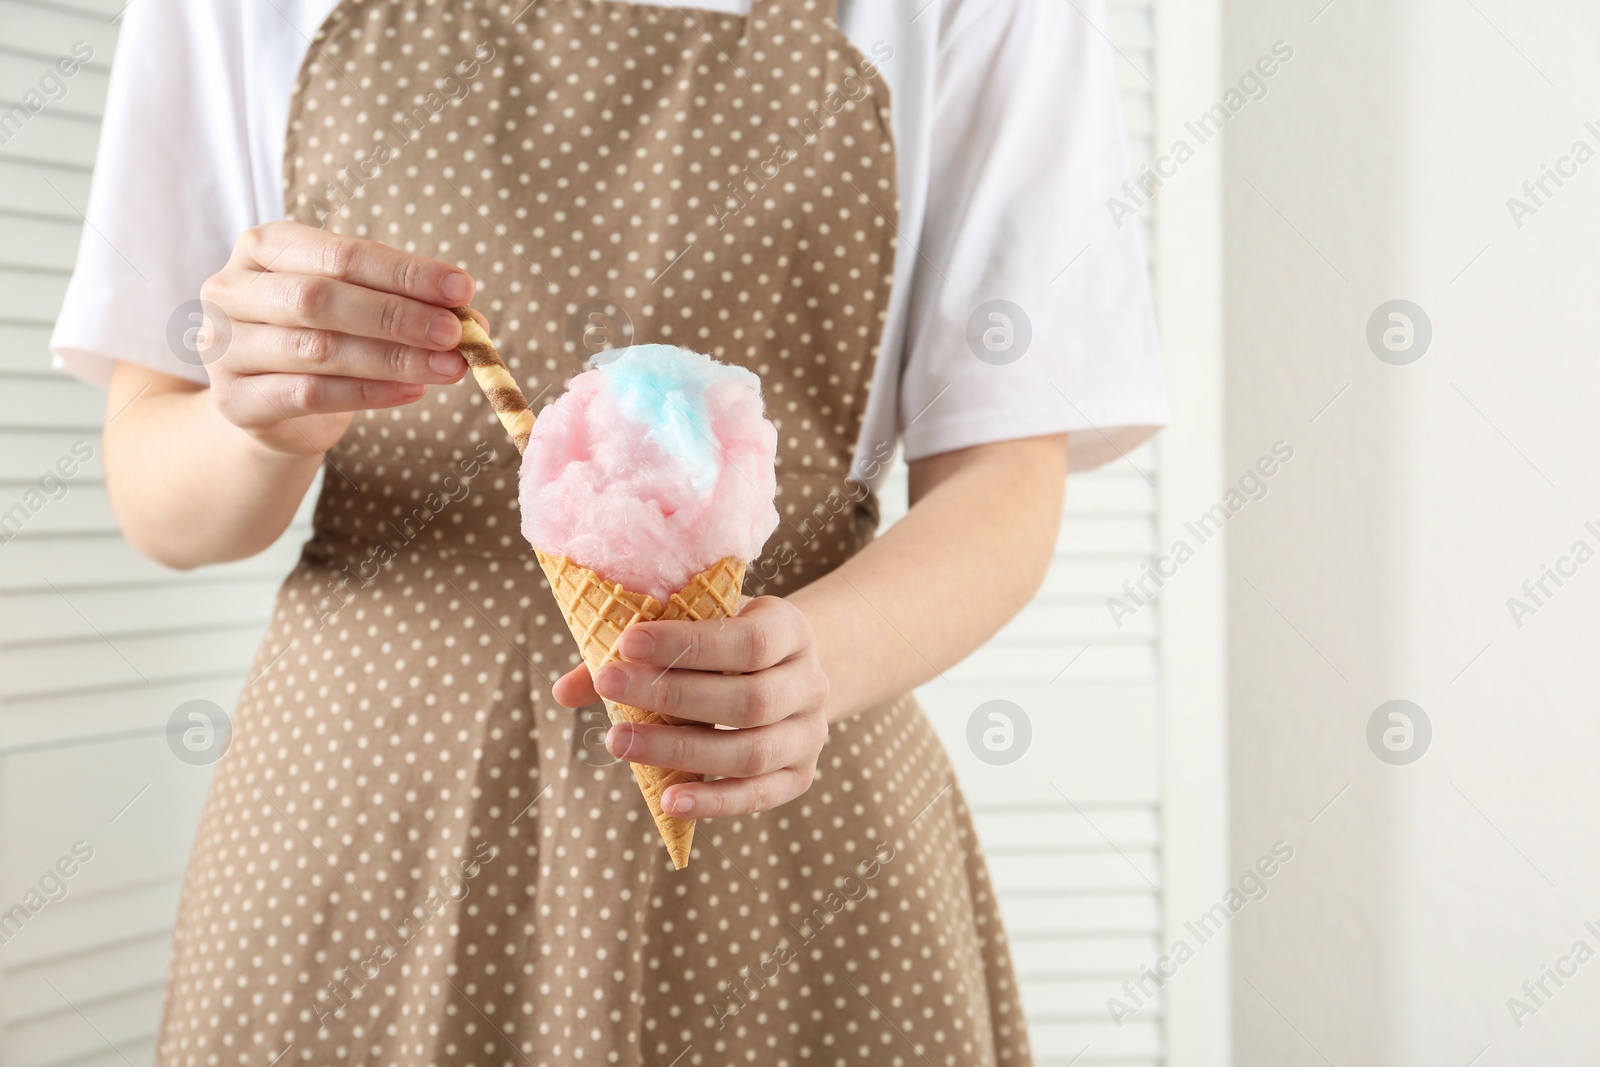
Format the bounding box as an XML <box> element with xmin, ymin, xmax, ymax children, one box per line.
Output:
<box><xmin>749</xmin><ymin>0</ymin><xmax>842</xmax><ymax>38</ymax></box>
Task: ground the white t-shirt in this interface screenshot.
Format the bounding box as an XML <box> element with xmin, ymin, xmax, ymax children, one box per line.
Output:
<box><xmin>52</xmin><ymin>0</ymin><xmax>1167</xmax><ymax>477</ymax></box>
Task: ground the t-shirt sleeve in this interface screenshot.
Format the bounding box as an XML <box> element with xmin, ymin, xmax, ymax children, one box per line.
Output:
<box><xmin>893</xmin><ymin>0</ymin><xmax>1168</xmax><ymax>471</ymax></box>
<box><xmin>49</xmin><ymin>0</ymin><xmax>270</xmax><ymax>387</ymax></box>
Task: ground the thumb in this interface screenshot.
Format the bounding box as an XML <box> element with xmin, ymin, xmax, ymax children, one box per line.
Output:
<box><xmin>551</xmin><ymin>663</ymin><xmax>599</xmax><ymax>708</ymax></box>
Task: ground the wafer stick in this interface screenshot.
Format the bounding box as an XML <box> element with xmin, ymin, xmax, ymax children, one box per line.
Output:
<box><xmin>453</xmin><ymin>307</ymin><xmax>533</xmax><ymax>454</ymax></box>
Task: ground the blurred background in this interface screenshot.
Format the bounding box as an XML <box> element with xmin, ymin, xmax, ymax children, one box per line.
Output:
<box><xmin>4</xmin><ymin>0</ymin><xmax>1597</xmax><ymax>1064</ymax></box>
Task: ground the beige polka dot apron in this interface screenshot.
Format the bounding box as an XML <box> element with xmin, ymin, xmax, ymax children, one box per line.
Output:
<box><xmin>156</xmin><ymin>2</ymin><xmax>1031</xmax><ymax>1064</ymax></box>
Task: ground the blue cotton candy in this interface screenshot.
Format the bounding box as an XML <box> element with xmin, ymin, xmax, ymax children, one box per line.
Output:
<box><xmin>594</xmin><ymin>345</ymin><xmax>749</xmax><ymax>495</ymax></box>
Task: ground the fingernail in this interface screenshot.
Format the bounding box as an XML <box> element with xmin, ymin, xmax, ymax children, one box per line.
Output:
<box><xmin>619</xmin><ymin>629</ymin><xmax>654</xmax><ymax>659</ymax></box>
<box><xmin>667</xmin><ymin>792</ymin><xmax>695</xmax><ymax>815</ymax></box>
<box><xmin>595</xmin><ymin>665</ymin><xmax>626</xmax><ymax>699</ymax></box>
<box><xmin>429</xmin><ymin>351</ymin><xmax>465</xmax><ymax>378</ymax></box>
<box><xmin>428</xmin><ymin>312</ymin><xmax>460</xmax><ymax>348</ymax></box>
<box><xmin>441</xmin><ymin>271</ymin><xmax>473</xmax><ymax>304</ymax></box>
<box><xmin>606</xmin><ymin>724</ymin><xmax>634</xmax><ymax>758</ymax></box>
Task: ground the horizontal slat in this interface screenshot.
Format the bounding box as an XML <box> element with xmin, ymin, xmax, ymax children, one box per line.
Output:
<box><xmin>1023</xmin><ymin>975</ymin><xmax>1164</xmax><ymax>1021</ymax></box>
<box><xmin>0</xmin><ymin>211</ymin><xmax>83</xmax><ymax>272</ymax></box>
<box><xmin>945</xmin><ymin>640</ymin><xmax>1156</xmax><ymax>685</ymax></box>
<box><xmin>0</xmin><ymin>320</ymin><xmax>58</xmax><ymax>374</ymax></box>
<box><xmin>0</xmin><ymin>429</ymin><xmax>99</xmax><ymax>476</ymax></box>
<box><xmin>0</xmin><ymin>106</ymin><xmax>101</xmax><ymax>169</ymax></box>
<box><xmin>0</xmin><ymin>2</ymin><xmax>120</xmax><ymax>65</ymax></box>
<box><xmin>999</xmin><ymin>891</ymin><xmax>1160</xmax><ymax>938</ymax></box>
<box><xmin>0</xmin><ymin>480</ymin><xmax>312</xmax><ymax>539</ymax></box>
<box><xmin>1053</xmin><ymin>515</ymin><xmax>1158</xmax><ymax>557</ymax></box>
<box><xmin>972</xmin><ymin>806</ymin><xmax>1160</xmax><ymax>851</ymax></box>
<box><xmin>0</xmin><ymin>53</ymin><xmax>110</xmax><ymax>122</ymax></box>
<box><xmin>988</xmin><ymin>850</ymin><xmax>1161</xmax><ymax>895</ymax></box>
<box><xmin>994</xmin><ymin>599</ymin><xmax>1156</xmax><ymax>642</ymax></box>
<box><xmin>3</xmin><ymin>931</ymin><xmax>170</xmax><ymax>1024</ymax></box>
<box><xmin>919</xmin><ymin>681</ymin><xmax>1161</xmax><ymax>803</ymax></box>
<box><xmin>5</xmin><ymin>982</ymin><xmax>162</xmax><ymax>1067</ymax></box>
<box><xmin>0</xmin><ymin>158</ymin><xmax>91</xmax><ymax>220</ymax></box>
<box><xmin>0</xmin><ymin>878</ymin><xmax>178</xmax><ymax>970</ymax></box>
<box><xmin>27</xmin><ymin>1037</ymin><xmax>156</xmax><ymax>1067</ymax></box>
<box><xmin>0</xmin><ymin>531</ymin><xmax>304</xmax><ymax>591</ymax></box>
<box><xmin>0</xmin><ymin>478</ymin><xmax>123</xmax><ymax>536</ymax></box>
<box><xmin>0</xmin><ymin>623</ymin><xmax>268</xmax><ymax>698</ymax></box>
<box><xmin>1039</xmin><ymin>556</ymin><xmax>1169</xmax><ymax>599</ymax></box>
<box><xmin>1064</xmin><ymin>471</ymin><xmax>1156</xmax><ymax>516</ymax></box>
<box><xmin>1011</xmin><ymin>932</ymin><xmax>1162</xmax><ymax>977</ymax></box>
<box><xmin>21</xmin><ymin>0</ymin><xmax>127</xmax><ymax>16</ymax></box>
<box><xmin>29</xmin><ymin>1042</ymin><xmax>158</xmax><ymax>1067</ymax></box>
<box><xmin>919</xmin><ymin>680</ymin><xmax>1160</xmax><ymax>721</ymax></box>
<box><xmin>2</xmin><ymin>576</ymin><xmax>281</xmax><ymax>643</ymax></box>
<box><xmin>0</xmin><ymin>266</ymin><xmax>68</xmax><ymax>324</ymax></box>
<box><xmin>1032</xmin><ymin>1017</ymin><xmax>1161</xmax><ymax>1062</ymax></box>
<box><xmin>4</xmin><ymin>737</ymin><xmax>207</xmax><ymax>895</ymax></box>
<box><xmin>0</xmin><ymin>674</ymin><xmax>246</xmax><ymax>753</ymax></box>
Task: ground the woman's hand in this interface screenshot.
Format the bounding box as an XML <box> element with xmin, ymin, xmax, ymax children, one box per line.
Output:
<box><xmin>551</xmin><ymin>597</ymin><xmax>831</xmax><ymax>818</ymax></box>
<box><xmin>198</xmin><ymin>220</ymin><xmax>477</xmax><ymax>455</ymax></box>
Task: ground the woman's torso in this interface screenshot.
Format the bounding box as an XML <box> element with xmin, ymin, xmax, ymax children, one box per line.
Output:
<box><xmin>154</xmin><ymin>3</ymin><xmax>1032</xmax><ymax>1063</ymax></box>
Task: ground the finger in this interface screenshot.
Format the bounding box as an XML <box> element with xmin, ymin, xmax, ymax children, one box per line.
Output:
<box><xmin>215</xmin><ymin>323</ymin><xmax>466</xmax><ymax>383</ymax></box>
<box><xmin>237</xmin><ymin>221</ymin><xmax>475</xmax><ymax>307</ymax></box>
<box><xmin>227</xmin><ymin>269</ymin><xmax>464</xmax><ymax>351</ymax></box>
<box><xmin>660</xmin><ymin>768</ymin><xmax>812</xmax><ymax>818</ymax></box>
<box><xmin>615</xmin><ymin>597</ymin><xmax>810</xmax><ymax>673</ymax></box>
<box><xmin>593</xmin><ymin>655</ymin><xmax>821</xmax><ymax>728</ymax></box>
<box><xmin>551</xmin><ymin>663</ymin><xmax>598</xmax><ymax>708</ymax></box>
<box><xmin>216</xmin><ymin>373</ymin><xmax>426</xmax><ymax>429</ymax></box>
<box><xmin>605</xmin><ymin>714</ymin><xmax>824</xmax><ymax>778</ymax></box>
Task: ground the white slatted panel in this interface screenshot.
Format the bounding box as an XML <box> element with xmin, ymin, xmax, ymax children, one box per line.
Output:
<box><xmin>881</xmin><ymin>4</ymin><xmax>1165</xmax><ymax>1065</ymax></box>
<box><xmin>0</xmin><ymin>5</ymin><xmax>301</xmax><ymax>1062</ymax></box>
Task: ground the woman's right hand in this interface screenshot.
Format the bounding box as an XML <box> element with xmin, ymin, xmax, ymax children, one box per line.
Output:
<box><xmin>198</xmin><ymin>220</ymin><xmax>476</xmax><ymax>455</ymax></box>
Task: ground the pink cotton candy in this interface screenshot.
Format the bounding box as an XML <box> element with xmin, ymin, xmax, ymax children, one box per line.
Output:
<box><xmin>518</xmin><ymin>345</ymin><xmax>779</xmax><ymax>602</ymax></box>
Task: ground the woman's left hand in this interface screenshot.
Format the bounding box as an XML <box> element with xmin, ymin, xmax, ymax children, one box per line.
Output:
<box><xmin>550</xmin><ymin>596</ymin><xmax>831</xmax><ymax>818</ymax></box>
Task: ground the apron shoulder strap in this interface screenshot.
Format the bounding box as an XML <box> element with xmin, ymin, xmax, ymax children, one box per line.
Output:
<box><xmin>753</xmin><ymin>0</ymin><xmax>843</xmax><ymax>32</ymax></box>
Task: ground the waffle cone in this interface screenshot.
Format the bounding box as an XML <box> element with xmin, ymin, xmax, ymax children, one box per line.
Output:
<box><xmin>452</xmin><ymin>306</ymin><xmax>749</xmax><ymax>870</ymax></box>
<box><xmin>537</xmin><ymin>551</ymin><xmax>747</xmax><ymax>869</ymax></box>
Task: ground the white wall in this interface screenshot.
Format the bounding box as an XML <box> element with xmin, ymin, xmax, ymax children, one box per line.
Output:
<box><xmin>1226</xmin><ymin>0</ymin><xmax>1600</xmax><ymax>1061</ymax></box>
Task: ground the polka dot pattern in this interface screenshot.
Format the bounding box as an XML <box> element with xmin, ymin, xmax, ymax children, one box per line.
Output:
<box><xmin>155</xmin><ymin>1</ymin><xmax>1031</xmax><ymax>1064</ymax></box>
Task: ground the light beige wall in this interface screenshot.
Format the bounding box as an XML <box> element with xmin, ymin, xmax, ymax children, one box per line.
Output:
<box><xmin>1226</xmin><ymin>0</ymin><xmax>1600</xmax><ymax>1062</ymax></box>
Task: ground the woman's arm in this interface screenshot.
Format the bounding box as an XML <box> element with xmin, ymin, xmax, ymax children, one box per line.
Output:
<box><xmin>102</xmin><ymin>223</ymin><xmax>477</xmax><ymax>569</ymax></box>
<box><xmin>105</xmin><ymin>366</ymin><xmax>325</xmax><ymax>568</ymax></box>
<box><xmin>553</xmin><ymin>434</ymin><xmax>1068</xmax><ymax>816</ymax></box>
<box><xmin>793</xmin><ymin>434</ymin><xmax>1067</xmax><ymax>722</ymax></box>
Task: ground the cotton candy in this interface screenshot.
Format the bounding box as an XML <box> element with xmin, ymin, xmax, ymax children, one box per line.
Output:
<box><xmin>519</xmin><ymin>345</ymin><xmax>780</xmax><ymax>601</ymax></box>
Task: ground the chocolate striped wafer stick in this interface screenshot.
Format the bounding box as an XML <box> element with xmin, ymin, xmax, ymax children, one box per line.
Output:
<box><xmin>452</xmin><ymin>307</ymin><xmax>533</xmax><ymax>454</ymax></box>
